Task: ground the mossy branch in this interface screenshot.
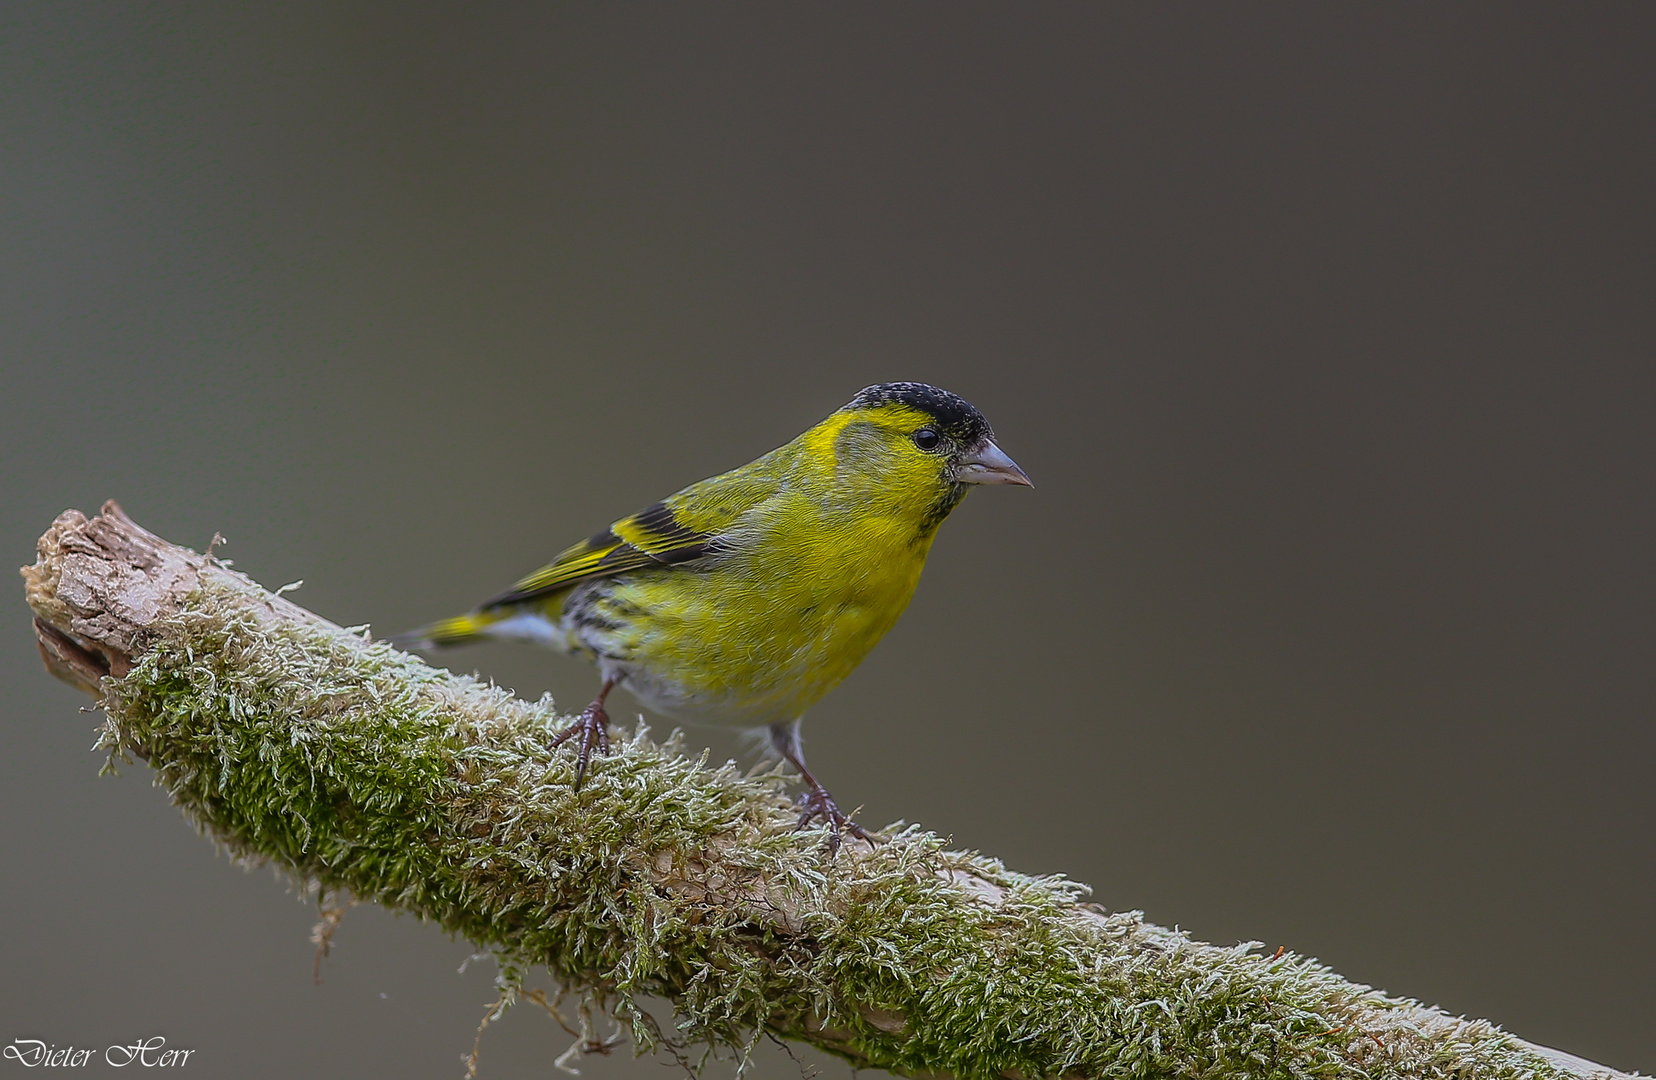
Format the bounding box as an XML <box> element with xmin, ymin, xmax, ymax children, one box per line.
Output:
<box><xmin>21</xmin><ymin>503</ymin><xmax>1636</xmax><ymax>1080</ymax></box>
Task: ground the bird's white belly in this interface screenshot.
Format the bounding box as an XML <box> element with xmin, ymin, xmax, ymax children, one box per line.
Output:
<box><xmin>605</xmin><ymin>659</ymin><xmax>800</xmax><ymax>728</ymax></box>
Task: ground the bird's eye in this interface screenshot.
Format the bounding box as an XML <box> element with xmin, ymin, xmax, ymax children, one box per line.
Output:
<box><xmin>913</xmin><ymin>427</ymin><xmax>941</xmax><ymax>451</ymax></box>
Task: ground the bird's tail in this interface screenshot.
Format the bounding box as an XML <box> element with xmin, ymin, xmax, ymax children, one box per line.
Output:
<box><xmin>387</xmin><ymin>604</ymin><xmax>562</xmax><ymax>653</ymax></box>
<box><xmin>386</xmin><ymin>610</ymin><xmax>503</xmax><ymax>652</ymax></box>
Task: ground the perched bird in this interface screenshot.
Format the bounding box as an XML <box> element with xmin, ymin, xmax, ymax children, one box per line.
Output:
<box><xmin>392</xmin><ymin>382</ymin><xmax>1031</xmax><ymax>842</ymax></box>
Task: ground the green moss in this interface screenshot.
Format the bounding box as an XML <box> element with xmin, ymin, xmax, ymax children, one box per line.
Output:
<box><xmin>97</xmin><ymin>582</ymin><xmax>1574</xmax><ymax>1080</ymax></box>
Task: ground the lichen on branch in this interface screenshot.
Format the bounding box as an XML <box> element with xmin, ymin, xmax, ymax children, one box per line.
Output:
<box><xmin>22</xmin><ymin>504</ymin><xmax>1631</xmax><ymax>1080</ymax></box>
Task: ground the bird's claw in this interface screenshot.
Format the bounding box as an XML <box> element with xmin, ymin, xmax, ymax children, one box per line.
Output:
<box><xmin>548</xmin><ymin>701</ymin><xmax>610</xmax><ymax>789</ymax></box>
<box><xmin>794</xmin><ymin>784</ymin><xmax>870</xmax><ymax>854</ymax></box>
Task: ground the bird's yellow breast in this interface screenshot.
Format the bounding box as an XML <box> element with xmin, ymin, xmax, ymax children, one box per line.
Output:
<box><xmin>586</xmin><ymin>490</ymin><xmax>936</xmax><ymax>725</ymax></box>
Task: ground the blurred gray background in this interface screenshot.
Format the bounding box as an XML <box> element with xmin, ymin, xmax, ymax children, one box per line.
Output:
<box><xmin>3</xmin><ymin>3</ymin><xmax>1652</xmax><ymax>1077</ymax></box>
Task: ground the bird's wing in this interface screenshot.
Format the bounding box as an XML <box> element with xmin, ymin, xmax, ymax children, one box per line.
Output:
<box><xmin>477</xmin><ymin>504</ymin><xmax>706</xmax><ymax>608</ymax></box>
<box><xmin>479</xmin><ymin>458</ymin><xmax>787</xmax><ymax>609</ymax></box>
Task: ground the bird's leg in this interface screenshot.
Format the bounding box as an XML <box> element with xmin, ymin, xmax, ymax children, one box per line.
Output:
<box><xmin>549</xmin><ymin>675</ymin><xmax>619</xmax><ymax>789</ymax></box>
<box><xmin>768</xmin><ymin>722</ymin><xmax>870</xmax><ymax>853</ymax></box>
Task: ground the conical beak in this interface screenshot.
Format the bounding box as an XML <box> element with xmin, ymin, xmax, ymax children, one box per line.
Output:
<box><xmin>954</xmin><ymin>439</ymin><xmax>1033</xmax><ymax>487</ymax></box>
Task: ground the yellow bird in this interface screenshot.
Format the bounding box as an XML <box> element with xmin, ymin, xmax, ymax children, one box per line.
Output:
<box><xmin>393</xmin><ymin>383</ymin><xmax>1031</xmax><ymax>842</ymax></box>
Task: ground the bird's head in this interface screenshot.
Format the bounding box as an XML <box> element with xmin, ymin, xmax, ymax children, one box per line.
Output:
<box><xmin>808</xmin><ymin>382</ymin><xmax>1031</xmax><ymax>527</ymax></box>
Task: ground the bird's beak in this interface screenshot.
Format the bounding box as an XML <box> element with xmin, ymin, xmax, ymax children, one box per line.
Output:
<box><xmin>954</xmin><ymin>439</ymin><xmax>1033</xmax><ymax>487</ymax></box>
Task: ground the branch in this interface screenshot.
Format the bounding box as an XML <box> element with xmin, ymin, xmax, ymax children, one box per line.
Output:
<box><xmin>21</xmin><ymin>503</ymin><xmax>1637</xmax><ymax>1080</ymax></box>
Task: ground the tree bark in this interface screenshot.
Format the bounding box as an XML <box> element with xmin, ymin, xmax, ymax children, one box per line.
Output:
<box><xmin>21</xmin><ymin>502</ymin><xmax>1637</xmax><ymax>1080</ymax></box>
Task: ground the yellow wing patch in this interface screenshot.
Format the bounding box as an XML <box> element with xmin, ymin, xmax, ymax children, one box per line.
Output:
<box><xmin>481</xmin><ymin>502</ymin><xmax>714</xmax><ymax>609</ymax></box>
<box><xmin>612</xmin><ymin>501</ymin><xmax>715</xmax><ymax>564</ymax></box>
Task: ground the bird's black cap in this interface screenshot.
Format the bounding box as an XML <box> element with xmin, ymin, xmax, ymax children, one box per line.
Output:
<box><xmin>844</xmin><ymin>382</ymin><xmax>991</xmax><ymax>445</ymax></box>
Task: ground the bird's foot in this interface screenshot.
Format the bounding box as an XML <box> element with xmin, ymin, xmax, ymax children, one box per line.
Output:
<box><xmin>794</xmin><ymin>783</ymin><xmax>871</xmax><ymax>854</ymax></box>
<box><xmin>548</xmin><ymin>698</ymin><xmax>610</xmax><ymax>789</ymax></box>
